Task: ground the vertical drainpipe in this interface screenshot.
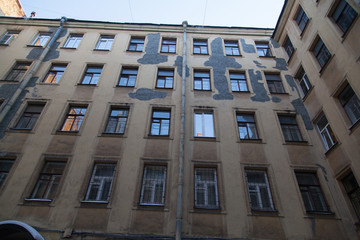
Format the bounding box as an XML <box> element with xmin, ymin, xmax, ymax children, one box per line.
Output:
<box><xmin>176</xmin><ymin>20</ymin><xmax>188</xmax><ymax>240</ymax></box>
<box><xmin>0</xmin><ymin>16</ymin><xmax>67</xmax><ymax>125</ymax></box>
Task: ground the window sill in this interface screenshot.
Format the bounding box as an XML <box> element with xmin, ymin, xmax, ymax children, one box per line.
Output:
<box><xmin>286</xmin><ymin>49</ymin><xmax>296</xmax><ymax>64</ymax></box>
<box><xmin>79</xmin><ymin>200</ymin><xmax>110</xmax><ymax>208</ymax></box>
<box><xmin>319</xmin><ymin>54</ymin><xmax>334</xmax><ymax>76</ymax></box>
<box><xmin>55</xmin><ymin>130</ymin><xmax>79</xmax><ymax>135</ymax></box>
<box><xmin>299</xmin><ymin>21</ymin><xmax>310</xmax><ymax>39</ymax></box>
<box><xmin>301</xmin><ymin>86</ymin><xmax>314</xmax><ymax>102</ymax></box>
<box><xmin>37</xmin><ymin>82</ymin><xmax>60</xmax><ymax>85</ymax></box>
<box><xmin>93</xmin><ymin>48</ymin><xmax>110</xmax><ymax>52</ymax></box>
<box><xmin>193</xmin><ymin>53</ymin><xmax>209</xmax><ymax>56</ymax></box>
<box><xmin>77</xmin><ymin>83</ymin><xmax>97</xmax><ymax>87</ymax></box>
<box><xmin>249</xmin><ymin>209</ymin><xmax>281</xmax><ymax>217</ymax></box>
<box><xmin>8</xmin><ymin>128</ymin><xmax>33</xmax><ymax>133</ymax></box>
<box><xmin>349</xmin><ymin>119</ymin><xmax>360</xmax><ymax>133</ymax></box>
<box><xmin>145</xmin><ymin>135</ymin><xmax>173</xmax><ymax>140</ymax></box>
<box><xmin>193</xmin><ymin>136</ymin><xmax>217</xmax><ymax>142</ymax></box>
<box><xmin>232</xmin><ymin>90</ymin><xmax>250</xmax><ymax>94</ymax></box>
<box><xmin>100</xmin><ymin>132</ymin><xmax>126</xmax><ymax>137</ymax></box>
<box><xmin>269</xmin><ymin>92</ymin><xmax>289</xmax><ymax>95</ymax></box>
<box><xmin>324</xmin><ymin>142</ymin><xmax>339</xmax><ymax>156</ymax></box>
<box><xmin>225</xmin><ymin>54</ymin><xmax>242</xmax><ymax>57</ymax></box>
<box><xmin>24</xmin><ymin>198</ymin><xmax>52</xmax><ymax>202</ymax></box>
<box><xmin>194</xmin><ymin>89</ymin><xmax>212</xmax><ymax>92</ymax></box>
<box><xmin>305</xmin><ymin>211</ymin><xmax>336</xmax><ymax>218</ymax></box>
<box><xmin>137</xmin><ymin>204</ymin><xmax>165</xmax><ymax>210</ymax></box>
<box><xmin>0</xmin><ymin>79</ymin><xmax>19</xmax><ymax>82</ymax></box>
<box><xmin>192</xmin><ymin>207</ymin><xmax>222</xmax><ymax>213</ymax></box>
<box><xmin>155</xmin><ymin>87</ymin><xmax>174</xmax><ymax>90</ymax></box>
<box><xmin>116</xmin><ymin>85</ymin><xmax>135</xmax><ymax>88</ymax></box>
<box><xmin>27</xmin><ymin>45</ymin><xmax>44</xmax><ymax>48</ymax></box>
<box><xmin>259</xmin><ymin>56</ymin><xmax>276</xmax><ymax>59</ymax></box>
<box><xmin>238</xmin><ymin>138</ymin><xmax>263</xmax><ymax>143</ymax></box>
<box><xmin>160</xmin><ymin>51</ymin><xmax>176</xmax><ymax>54</ymax></box>
<box><xmin>0</xmin><ymin>43</ymin><xmax>9</xmax><ymax>46</ymax></box>
<box><xmin>127</xmin><ymin>50</ymin><xmax>143</xmax><ymax>53</ymax></box>
<box><xmin>60</xmin><ymin>47</ymin><xmax>77</xmax><ymax>50</ymax></box>
<box><xmin>283</xmin><ymin>140</ymin><xmax>309</xmax><ymax>146</ymax></box>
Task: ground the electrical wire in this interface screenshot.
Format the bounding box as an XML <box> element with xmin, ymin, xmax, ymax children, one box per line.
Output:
<box><xmin>128</xmin><ymin>0</ymin><xmax>134</xmax><ymax>22</ymax></box>
<box><xmin>202</xmin><ymin>0</ymin><xmax>208</xmax><ymax>25</ymax></box>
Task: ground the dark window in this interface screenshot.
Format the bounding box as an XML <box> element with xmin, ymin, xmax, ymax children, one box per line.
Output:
<box><xmin>193</xmin><ymin>39</ymin><xmax>208</xmax><ymax>54</ymax></box>
<box><xmin>245</xmin><ymin>170</ymin><xmax>274</xmax><ymax>211</ymax></box>
<box><xmin>85</xmin><ymin>163</ymin><xmax>116</xmax><ymax>202</ymax></box>
<box><xmin>0</xmin><ymin>31</ymin><xmax>20</xmax><ymax>45</ymax></box>
<box><xmin>194</xmin><ymin>70</ymin><xmax>211</xmax><ymax>90</ymax></box>
<box><xmin>332</xmin><ymin>0</ymin><xmax>358</xmax><ymax>33</ymax></box>
<box><xmin>0</xmin><ymin>159</ymin><xmax>14</xmax><ymax>188</ymax></box>
<box><xmin>338</xmin><ymin>84</ymin><xmax>360</xmax><ymax>124</ymax></box>
<box><xmin>341</xmin><ymin>172</ymin><xmax>360</xmax><ymax>219</ymax></box>
<box><xmin>295</xmin><ymin>6</ymin><xmax>309</xmax><ymax>32</ymax></box>
<box><xmin>31</xmin><ymin>33</ymin><xmax>51</xmax><ymax>47</ymax></box>
<box><xmin>128</xmin><ymin>37</ymin><xmax>145</xmax><ymax>52</ymax></box>
<box><xmin>14</xmin><ymin>104</ymin><xmax>44</xmax><ymax>130</ymax></box>
<box><xmin>30</xmin><ymin>162</ymin><xmax>66</xmax><ymax>200</ymax></box>
<box><xmin>224</xmin><ymin>40</ymin><xmax>240</xmax><ymax>56</ymax></box>
<box><xmin>118</xmin><ymin>67</ymin><xmax>138</xmax><ymax>87</ymax></box>
<box><xmin>43</xmin><ymin>64</ymin><xmax>67</xmax><ymax>83</ymax></box>
<box><xmin>296</xmin><ymin>66</ymin><xmax>312</xmax><ymax>97</ymax></box>
<box><xmin>194</xmin><ymin>167</ymin><xmax>219</xmax><ymax>209</ymax></box>
<box><xmin>295</xmin><ymin>172</ymin><xmax>329</xmax><ymax>212</ymax></box>
<box><xmin>312</xmin><ymin>37</ymin><xmax>331</xmax><ymax>68</ymax></box>
<box><xmin>60</xmin><ymin>106</ymin><xmax>87</xmax><ymax>132</ymax></box>
<box><xmin>284</xmin><ymin>37</ymin><xmax>295</xmax><ymax>58</ymax></box>
<box><xmin>104</xmin><ymin>108</ymin><xmax>129</xmax><ymax>134</ymax></box>
<box><xmin>140</xmin><ymin>165</ymin><xmax>167</xmax><ymax>205</ymax></box>
<box><xmin>256</xmin><ymin>42</ymin><xmax>272</xmax><ymax>57</ymax></box>
<box><xmin>156</xmin><ymin>69</ymin><xmax>174</xmax><ymax>89</ymax></box>
<box><xmin>265</xmin><ymin>73</ymin><xmax>285</xmax><ymax>94</ymax></box>
<box><xmin>278</xmin><ymin>115</ymin><xmax>303</xmax><ymax>142</ymax></box>
<box><xmin>5</xmin><ymin>62</ymin><xmax>31</xmax><ymax>81</ymax></box>
<box><xmin>150</xmin><ymin>110</ymin><xmax>170</xmax><ymax>136</ymax></box>
<box><xmin>80</xmin><ymin>66</ymin><xmax>102</xmax><ymax>85</ymax></box>
<box><xmin>316</xmin><ymin>113</ymin><xmax>337</xmax><ymax>151</ymax></box>
<box><xmin>237</xmin><ymin>113</ymin><xmax>259</xmax><ymax>140</ymax></box>
<box><xmin>230</xmin><ymin>72</ymin><xmax>248</xmax><ymax>92</ymax></box>
<box><xmin>161</xmin><ymin>38</ymin><xmax>176</xmax><ymax>53</ymax></box>
<box><xmin>95</xmin><ymin>35</ymin><xmax>114</xmax><ymax>50</ymax></box>
<box><xmin>63</xmin><ymin>34</ymin><xmax>83</xmax><ymax>48</ymax></box>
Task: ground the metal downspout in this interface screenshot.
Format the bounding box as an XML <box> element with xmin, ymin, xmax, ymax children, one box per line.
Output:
<box><xmin>176</xmin><ymin>20</ymin><xmax>188</xmax><ymax>240</ymax></box>
<box><xmin>0</xmin><ymin>16</ymin><xmax>67</xmax><ymax>124</ymax></box>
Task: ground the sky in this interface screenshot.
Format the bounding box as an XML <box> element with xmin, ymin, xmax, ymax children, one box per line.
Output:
<box><xmin>20</xmin><ymin>0</ymin><xmax>285</xmax><ymax>28</ymax></box>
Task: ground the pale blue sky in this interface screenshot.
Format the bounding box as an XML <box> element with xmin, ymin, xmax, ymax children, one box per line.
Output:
<box><xmin>20</xmin><ymin>0</ymin><xmax>284</xmax><ymax>28</ymax></box>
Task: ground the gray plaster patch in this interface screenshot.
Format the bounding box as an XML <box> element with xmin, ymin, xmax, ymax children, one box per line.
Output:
<box><xmin>270</xmin><ymin>39</ymin><xmax>281</xmax><ymax>48</ymax></box>
<box><xmin>291</xmin><ymin>98</ymin><xmax>313</xmax><ymax>130</ymax></box>
<box><xmin>249</xmin><ymin>69</ymin><xmax>270</xmax><ymax>102</ymax></box>
<box><xmin>271</xmin><ymin>96</ymin><xmax>282</xmax><ymax>103</ymax></box>
<box><xmin>273</xmin><ymin>58</ymin><xmax>288</xmax><ymax>71</ymax></box>
<box><xmin>128</xmin><ymin>88</ymin><xmax>167</xmax><ymax>101</ymax></box>
<box><xmin>174</xmin><ymin>56</ymin><xmax>190</xmax><ymax>78</ymax></box>
<box><xmin>204</xmin><ymin>37</ymin><xmax>242</xmax><ymax>100</ymax></box>
<box><xmin>240</xmin><ymin>39</ymin><xmax>256</xmax><ymax>53</ymax></box>
<box><xmin>253</xmin><ymin>60</ymin><xmax>266</xmax><ymax>69</ymax></box>
<box><xmin>285</xmin><ymin>74</ymin><xmax>300</xmax><ymax>97</ymax></box>
<box><xmin>137</xmin><ymin>33</ymin><xmax>168</xmax><ymax>65</ymax></box>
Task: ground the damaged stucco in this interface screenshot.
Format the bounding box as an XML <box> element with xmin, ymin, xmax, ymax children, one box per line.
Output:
<box><xmin>240</xmin><ymin>39</ymin><xmax>256</xmax><ymax>53</ymax></box>
<box><xmin>129</xmin><ymin>88</ymin><xmax>167</xmax><ymax>101</ymax></box>
<box><xmin>137</xmin><ymin>33</ymin><xmax>168</xmax><ymax>65</ymax></box>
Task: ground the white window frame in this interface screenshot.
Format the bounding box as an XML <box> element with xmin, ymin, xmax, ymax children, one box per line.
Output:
<box><xmin>0</xmin><ymin>31</ymin><xmax>19</xmax><ymax>45</ymax></box>
<box><xmin>95</xmin><ymin>35</ymin><xmax>114</xmax><ymax>50</ymax></box>
<box><xmin>194</xmin><ymin>167</ymin><xmax>219</xmax><ymax>209</ymax></box>
<box><xmin>84</xmin><ymin>164</ymin><xmax>115</xmax><ymax>202</ymax></box>
<box><xmin>315</xmin><ymin>113</ymin><xmax>337</xmax><ymax>151</ymax></box>
<box><xmin>194</xmin><ymin>112</ymin><xmax>215</xmax><ymax>138</ymax></box>
<box><xmin>31</xmin><ymin>33</ymin><xmax>51</xmax><ymax>47</ymax></box>
<box><xmin>139</xmin><ymin>165</ymin><xmax>167</xmax><ymax>206</ymax></box>
<box><xmin>64</xmin><ymin>34</ymin><xmax>83</xmax><ymax>48</ymax></box>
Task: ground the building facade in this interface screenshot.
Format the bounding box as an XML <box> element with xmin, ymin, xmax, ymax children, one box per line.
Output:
<box><xmin>0</xmin><ymin>0</ymin><xmax>25</xmax><ymax>17</ymax></box>
<box><xmin>0</xmin><ymin>0</ymin><xmax>359</xmax><ymax>239</ymax></box>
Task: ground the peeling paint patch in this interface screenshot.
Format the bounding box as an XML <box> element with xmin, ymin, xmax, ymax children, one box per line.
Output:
<box><xmin>174</xmin><ymin>56</ymin><xmax>190</xmax><ymax>78</ymax></box>
<box><xmin>128</xmin><ymin>88</ymin><xmax>167</xmax><ymax>101</ymax></box>
<box><xmin>240</xmin><ymin>39</ymin><xmax>256</xmax><ymax>53</ymax></box>
<box><xmin>205</xmin><ymin>37</ymin><xmax>242</xmax><ymax>100</ymax></box>
<box><xmin>253</xmin><ymin>60</ymin><xmax>266</xmax><ymax>69</ymax></box>
<box><xmin>270</xmin><ymin>39</ymin><xmax>281</xmax><ymax>48</ymax></box>
<box><xmin>249</xmin><ymin>69</ymin><xmax>270</xmax><ymax>102</ymax></box>
<box><xmin>273</xmin><ymin>58</ymin><xmax>288</xmax><ymax>71</ymax></box>
<box><xmin>285</xmin><ymin>74</ymin><xmax>301</xmax><ymax>97</ymax></box>
<box><xmin>315</xmin><ymin>164</ymin><xmax>328</xmax><ymax>182</ymax></box>
<box><xmin>137</xmin><ymin>33</ymin><xmax>168</xmax><ymax>65</ymax></box>
<box><xmin>291</xmin><ymin>98</ymin><xmax>313</xmax><ymax>130</ymax></box>
<box><xmin>272</xmin><ymin>96</ymin><xmax>281</xmax><ymax>103</ymax></box>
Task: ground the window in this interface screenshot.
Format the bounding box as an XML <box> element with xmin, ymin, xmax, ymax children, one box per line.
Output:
<box><xmin>161</xmin><ymin>38</ymin><xmax>176</xmax><ymax>53</ymax></box>
<box><xmin>295</xmin><ymin>6</ymin><xmax>309</xmax><ymax>33</ymax></box>
<box><xmin>338</xmin><ymin>84</ymin><xmax>360</xmax><ymax>124</ymax></box>
<box><xmin>193</xmin><ymin>39</ymin><xmax>208</xmax><ymax>54</ymax></box>
<box><xmin>95</xmin><ymin>35</ymin><xmax>114</xmax><ymax>50</ymax></box>
<box><xmin>265</xmin><ymin>73</ymin><xmax>285</xmax><ymax>94</ymax></box>
<box><xmin>194</xmin><ymin>167</ymin><xmax>219</xmax><ymax>209</ymax></box>
<box><xmin>128</xmin><ymin>37</ymin><xmax>145</xmax><ymax>52</ymax></box>
<box><xmin>0</xmin><ymin>159</ymin><xmax>14</xmax><ymax>188</ymax></box>
<box><xmin>30</xmin><ymin>162</ymin><xmax>66</xmax><ymax>200</ymax></box>
<box><xmin>84</xmin><ymin>163</ymin><xmax>116</xmax><ymax>202</ymax></box>
<box><xmin>4</xmin><ymin>62</ymin><xmax>31</xmax><ymax>81</ymax></box>
<box><xmin>63</xmin><ymin>34</ymin><xmax>83</xmax><ymax>48</ymax></box>
<box><xmin>316</xmin><ymin>113</ymin><xmax>337</xmax><ymax>151</ymax></box>
<box><xmin>194</xmin><ymin>70</ymin><xmax>211</xmax><ymax>91</ymax></box>
<box><xmin>312</xmin><ymin>37</ymin><xmax>331</xmax><ymax>68</ymax></box>
<box><xmin>194</xmin><ymin>112</ymin><xmax>214</xmax><ymax>137</ymax></box>
<box><xmin>14</xmin><ymin>103</ymin><xmax>44</xmax><ymax>130</ymax></box>
<box><xmin>118</xmin><ymin>67</ymin><xmax>138</xmax><ymax>87</ymax></box>
<box><xmin>104</xmin><ymin>108</ymin><xmax>129</xmax><ymax>134</ymax></box>
<box><xmin>284</xmin><ymin>37</ymin><xmax>294</xmax><ymax>58</ymax></box>
<box><xmin>278</xmin><ymin>115</ymin><xmax>303</xmax><ymax>142</ymax></box>
<box><xmin>295</xmin><ymin>172</ymin><xmax>329</xmax><ymax>212</ymax></box>
<box><xmin>245</xmin><ymin>170</ymin><xmax>274</xmax><ymax>211</ymax></box>
<box><xmin>331</xmin><ymin>0</ymin><xmax>358</xmax><ymax>34</ymax></box>
<box><xmin>341</xmin><ymin>172</ymin><xmax>360</xmax><ymax>219</ymax></box>
<box><xmin>150</xmin><ymin>110</ymin><xmax>170</xmax><ymax>136</ymax></box>
<box><xmin>60</xmin><ymin>106</ymin><xmax>87</xmax><ymax>132</ymax></box>
<box><xmin>42</xmin><ymin>64</ymin><xmax>66</xmax><ymax>83</ymax></box>
<box><xmin>0</xmin><ymin>31</ymin><xmax>20</xmax><ymax>45</ymax></box>
<box><xmin>237</xmin><ymin>113</ymin><xmax>259</xmax><ymax>140</ymax></box>
<box><xmin>230</xmin><ymin>72</ymin><xmax>248</xmax><ymax>92</ymax></box>
<box><xmin>255</xmin><ymin>42</ymin><xmax>272</xmax><ymax>57</ymax></box>
<box><xmin>224</xmin><ymin>40</ymin><xmax>240</xmax><ymax>56</ymax></box>
<box><xmin>156</xmin><ymin>69</ymin><xmax>174</xmax><ymax>89</ymax></box>
<box><xmin>296</xmin><ymin>66</ymin><xmax>312</xmax><ymax>97</ymax></box>
<box><xmin>80</xmin><ymin>66</ymin><xmax>102</xmax><ymax>85</ymax></box>
<box><xmin>31</xmin><ymin>33</ymin><xmax>51</xmax><ymax>47</ymax></box>
<box><xmin>140</xmin><ymin>165</ymin><xmax>167</xmax><ymax>205</ymax></box>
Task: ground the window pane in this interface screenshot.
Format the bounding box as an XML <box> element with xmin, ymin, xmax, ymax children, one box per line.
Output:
<box><xmin>85</xmin><ymin>164</ymin><xmax>115</xmax><ymax>202</ymax></box>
